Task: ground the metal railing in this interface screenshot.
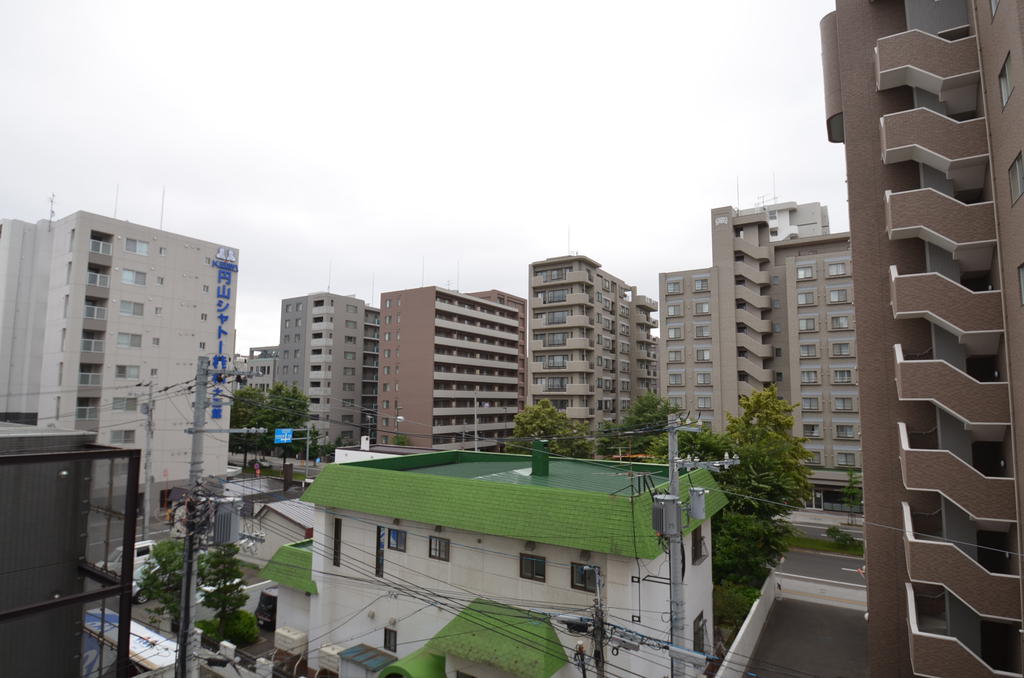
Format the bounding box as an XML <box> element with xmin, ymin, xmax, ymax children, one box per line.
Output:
<box><xmin>86</xmin><ymin>271</ymin><xmax>110</xmax><ymax>287</ymax></box>
<box><xmin>89</xmin><ymin>239</ymin><xmax>112</xmax><ymax>255</ymax></box>
<box><xmin>80</xmin><ymin>338</ymin><xmax>105</xmax><ymax>352</ymax></box>
<box><xmin>83</xmin><ymin>305</ymin><xmax>107</xmax><ymax>320</ymax></box>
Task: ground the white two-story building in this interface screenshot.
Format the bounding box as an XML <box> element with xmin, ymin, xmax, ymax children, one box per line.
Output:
<box><xmin>261</xmin><ymin>448</ymin><xmax>725</xmax><ymax>678</ymax></box>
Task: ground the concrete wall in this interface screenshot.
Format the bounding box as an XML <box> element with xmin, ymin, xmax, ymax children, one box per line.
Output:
<box><xmin>717</xmin><ymin>572</ymin><xmax>779</xmax><ymax>678</ymax></box>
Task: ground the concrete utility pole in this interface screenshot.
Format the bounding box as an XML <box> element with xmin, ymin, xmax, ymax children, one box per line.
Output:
<box><xmin>590</xmin><ymin>565</ymin><xmax>606</xmax><ymax>678</ymax></box>
<box><xmin>473</xmin><ymin>387</ymin><xmax>479</xmax><ymax>451</ymax></box>
<box><xmin>142</xmin><ymin>381</ymin><xmax>155</xmax><ymax>540</ymax></box>
<box><xmin>177</xmin><ymin>357</ymin><xmax>209</xmax><ymax>678</ymax></box>
<box><xmin>666</xmin><ymin>415</ymin><xmax>689</xmax><ymax>678</ymax></box>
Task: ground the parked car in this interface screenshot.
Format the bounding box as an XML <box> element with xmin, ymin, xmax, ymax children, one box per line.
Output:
<box><xmin>100</xmin><ymin>540</ymin><xmax>157</xmax><ymax>572</ymax></box>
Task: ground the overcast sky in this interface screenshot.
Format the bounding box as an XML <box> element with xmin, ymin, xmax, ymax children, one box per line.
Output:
<box><xmin>1</xmin><ymin>1</ymin><xmax>847</xmax><ymax>350</ymax></box>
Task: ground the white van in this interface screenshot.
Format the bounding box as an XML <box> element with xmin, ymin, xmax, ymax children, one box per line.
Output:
<box><xmin>100</xmin><ymin>539</ymin><xmax>157</xmax><ymax>572</ymax></box>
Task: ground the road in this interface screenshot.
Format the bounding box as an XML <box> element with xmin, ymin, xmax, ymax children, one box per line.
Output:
<box><xmin>777</xmin><ymin>548</ymin><xmax>866</xmax><ymax>585</ymax></box>
<box><xmin>792</xmin><ymin>520</ymin><xmax>863</xmax><ymax>541</ymax></box>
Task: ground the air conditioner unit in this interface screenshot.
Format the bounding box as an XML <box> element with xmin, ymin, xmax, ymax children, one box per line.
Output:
<box><xmin>275</xmin><ymin>627</ymin><xmax>308</xmax><ymax>654</ymax></box>
<box><xmin>319</xmin><ymin>644</ymin><xmax>348</xmax><ymax>674</ymax></box>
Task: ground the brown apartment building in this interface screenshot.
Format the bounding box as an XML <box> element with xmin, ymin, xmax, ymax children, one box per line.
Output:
<box><xmin>821</xmin><ymin>0</ymin><xmax>1024</xmax><ymax>675</ymax></box>
<box><xmin>659</xmin><ymin>202</ymin><xmax>861</xmax><ymax>507</ymax></box>
<box><xmin>375</xmin><ymin>287</ymin><xmax>526</xmax><ymax>449</ymax></box>
<box><xmin>528</xmin><ymin>255</ymin><xmax>658</xmax><ymax>429</ymax></box>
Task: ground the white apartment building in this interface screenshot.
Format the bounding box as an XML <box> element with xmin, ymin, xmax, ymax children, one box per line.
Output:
<box><xmin>262</xmin><ymin>450</ymin><xmax>724</xmax><ymax>678</ymax></box>
<box><xmin>0</xmin><ymin>211</ymin><xmax>238</xmax><ymax>515</ymax></box>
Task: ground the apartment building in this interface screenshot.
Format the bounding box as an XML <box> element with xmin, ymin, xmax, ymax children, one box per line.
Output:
<box><xmin>528</xmin><ymin>255</ymin><xmax>658</xmax><ymax>430</ymax></box>
<box><xmin>375</xmin><ymin>286</ymin><xmax>525</xmax><ymax>449</ymax></box>
<box><xmin>0</xmin><ymin>211</ymin><xmax>237</xmax><ymax>518</ymax></box>
<box><xmin>821</xmin><ymin>0</ymin><xmax>1024</xmax><ymax>675</ymax></box>
<box><xmin>658</xmin><ymin>203</ymin><xmax>859</xmax><ymax>506</ymax></box>
<box><xmin>261</xmin><ymin>449</ymin><xmax>724</xmax><ymax>678</ymax></box>
<box><xmin>245</xmin><ymin>345</ymin><xmax>279</xmax><ymax>391</ymax></box>
<box><xmin>277</xmin><ymin>294</ymin><xmax>379</xmax><ymax>446</ymax></box>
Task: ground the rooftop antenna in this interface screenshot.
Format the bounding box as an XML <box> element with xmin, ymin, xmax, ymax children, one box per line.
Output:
<box><xmin>159</xmin><ymin>186</ymin><xmax>166</xmax><ymax>230</ymax></box>
<box><xmin>47</xmin><ymin>193</ymin><xmax>56</xmax><ymax>231</ymax></box>
<box><xmin>113</xmin><ymin>184</ymin><xmax>119</xmax><ymax>218</ymax></box>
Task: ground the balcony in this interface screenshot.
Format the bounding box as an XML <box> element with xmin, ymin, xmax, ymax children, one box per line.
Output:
<box><xmin>634</xmin><ymin>295</ymin><xmax>658</xmax><ymax>312</ymax></box>
<box><xmin>436</xmin><ymin>300</ymin><xmax>519</xmax><ymax>328</ymax></box>
<box><xmin>436</xmin><ymin>335</ymin><xmax>518</xmax><ymax>356</ymax></box>
<box><xmin>88</xmin><ymin>239</ymin><xmax>112</xmax><ymax>256</ymax></box>
<box><xmin>435</xmin><ymin>319</ymin><xmax>517</xmax><ymax>341</ymax></box>
<box><xmin>732</xmin><ymin>237</ymin><xmax>769</xmax><ymax>262</ymax></box>
<box><xmin>737</xmin><ymin>356</ymin><xmax>772</xmax><ymax>383</ymax></box>
<box><xmin>906</xmin><ymin>583</ymin><xmax>1022</xmax><ymax>678</ymax></box>
<box><xmin>434</xmin><ymin>354</ymin><xmax>516</xmax><ymax>371</ymax></box>
<box><xmin>86</xmin><ymin>271</ymin><xmax>110</xmax><ymax>288</ymax></box>
<box><xmin>311</xmin><ymin>321</ymin><xmax>333</xmax><ymax>332</ymax></box>
<box><xmin>310</xmin><ymin>338</ymin><xmax>333</xmax><ymax>348</ymax></box>
<box><xmin>308</xmin><ymin>370</ymin><xmax>328</xmax><ymax>380</ymax></box>
<box><xmin>565</xmin><ymin>407</ymin><xmax>594</xmax><ymax>419</ymax></box>
<box><xmin>83</xmin><ymin>305</ymin><xmax>108</xmax><ymax>321</ymax></box>
<box><xmin>894</xmin><ymin>345</ymin><xmax>1009</xmax><ymax>427</ymax></box>
<box><xmin>433</xmin><ymin>389</ymin><xmax>518</xmax><ymax>400</ymax></box>
<box><xmin>734</xmin><ymin>307</ymin><xmax>771</xmax><ymax>334</ymax></box>
<box><xmin>902</xmin><ymin>503</ymin><xmax>1020</xmax><ymax>620</ymax></box>
<box><xmin>307</xmin><ymin>387</ymin><xmax>330</xmax><ymax>397</ymax></box>
<box><xmin>75</xmin><ymin>406</ymin><xmax>99</xmax><ymax>420</ymax></box>
<box><xmin>876</xmin><ymin>30</ymin><xmax>979</xmax><ymax>115</ymax></box>
<box><xmin>78</xmin><ymin>373</ymin><xmax>102</xmax><ymax>386</ymax></box>
<box><xmin>734</xmin><ymin>261</ymin><xmax>770</xmax><ymax>285</ymax></box>
<box><xmin>735</xmin><ymin>333</ymin><xmax>772</xmax><ymax>359</ymax></box>
<box><xmin>432</xmin><ymin>421</ymin><xmax>513</xmax><ymax>435</ymax></box>
<box><xmin>433</xmin><ymin>372</ymin><xmax>519</xmax><ymax>385</ymax></box>
<box><xmin>898</xmin><ymin>423</ymin><xmax>1015</xmax><ymax>522</ymax></box>
<box><xmin>890</xmin><ymin>267</ymin><xmax>1003</xmax><ymax>353</ymax></box>
<box><xmin>533</xmin><ymin>360</ymin><xmax>593</xmax><ymax>373</ymax></box>
<box><xmin>880</xmin><ymin>109</ymin><xmax>988</xmax><ymax>191</ymax></box>
<box><xmin>735</xmin><ymin>285</ymin><xmax>770</xmax><ymax>309</ymax></box>
<box><xmin>885</xmin><ymin>189</ymin><xmax>996</xmax><ymax>262</ymax></box>
<box><xmin>531</xmin><ymin>270</ymin><xmax>593</xmax><ymax>288</ymax></box>
<box><xmin>80</xmin><ymin>338</ymin><xmax>105</xmax><ymax>353</ymax></box>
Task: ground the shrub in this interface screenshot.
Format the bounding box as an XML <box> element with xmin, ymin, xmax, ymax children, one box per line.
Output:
<box><xmin>196</xmin><ymin>610</ymin><xmax>260</xmax><ymax>647</ymax></box>
<box><xmin>714</xmin><ymin>582</ymin><xmax>761</xmax><ymax>630</ymax></box>
<box><xmin>826</xmin><ymin>525</ymin><xmax>857</xmax><ymax>548</ymax></box>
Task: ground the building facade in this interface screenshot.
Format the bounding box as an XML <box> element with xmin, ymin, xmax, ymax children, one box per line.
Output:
<box><xmin>262</xmin><ymin>450</ymin><xmax>723</xmax><ymax>678</ymax></box>
<box><xmin>528</xmin><ymin>255</ymin><xmax>658</xmax><ymax>430</ymax></box>
<box><xmin>277</xmin><ymin>293</ymin><xmax>379</xmax><ymax>446</ymax></box>
<box><xmin>0</xmin><ymin>211</ymin><xmax>237</xmax><ymax>515</ymax></box>
<box><xmin>821</xmin><ymin>0</ymin><xmax>1024</xmax><ymax>675</ymax></box>
<box><xmin>246</xmin><ymin>345</ymin><xmax>279</xmax><ymax>392</ymax></box>
<box><xmin>659</xmin><ymin>204</ymin><xmax>860</xmax><ymax>505</ymax></box>
<box><xmin>375</xmin><ymin>286</ymin><xmax>525</xmax><ymax>450</ymax></box>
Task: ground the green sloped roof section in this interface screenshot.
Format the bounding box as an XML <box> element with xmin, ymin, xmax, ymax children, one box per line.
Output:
<box><xmin>260</xmin><ymin>540</ymin><xmax>317</xmax><ymax>594</ymax></box>
<box><xmin>376</xmin><ymin>648</ymin><xmax>446</xmax><ymax>678</ymax></box>
<box><xmin>304</xmin><ymin>459</ymin><xmax>724</xmax><ymax>559</ymax></box>
<box><xmin>424</xmin><ymin>599</ymin><xmax>567</xmax><ymax>678</ymax></box>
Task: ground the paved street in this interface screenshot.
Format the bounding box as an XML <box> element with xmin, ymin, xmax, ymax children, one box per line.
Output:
<box><xmin>777</xmin><ymin>548</ymin><xmax>865</xmax><ymax>585</ymax></box>
<box><xmin>792</xmin><ymin>520</ymin><xmax>863</xmax><ymax>541</ymax></box>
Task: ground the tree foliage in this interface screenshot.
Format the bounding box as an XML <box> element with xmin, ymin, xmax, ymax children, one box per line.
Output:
<box><xmin>138</xmin><ymin>540</ymin><xmax>184</xmax><ymax>627</ymax></box>
<box><xmin>391</xmin><ymin>433</ymin><xmax>411</xmax><ymax>446</ymax></box>
<box><xmin>229</xmin><ymin>383</ymin><xmax>311</xmax><ymax>459</ymax></box>
<box><xmin>597</xmin><ymin>392</ymin><xmax>679</xmax><ymax>456</ymax></box>
<box><xmin>511</xmin><ymin>400</ymin><xmax>594</xmax><ymax>458</ymax></box>
<box><xmin>197</xmin><ymin>544</ymin><xmax>249</xmax><ymax>639</ymax></box>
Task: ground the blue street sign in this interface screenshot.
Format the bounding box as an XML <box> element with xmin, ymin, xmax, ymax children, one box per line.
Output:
<box><xmin>274</xmin><ymin>428</ymin><xmax>293</xmax><ymax>444</ymax></box>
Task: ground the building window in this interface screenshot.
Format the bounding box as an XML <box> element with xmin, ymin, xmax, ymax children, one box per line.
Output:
<box><xmin>832</xmin><ymin>342</ymin><xmax>852</xmax><ymax>357</ymax></box>
<box><xmin>797</xmin><ymin>291</ymin><xmax>815</xmax><ymax>305</ymax></box>
<box><xmin>800</xmin><ymin>370</ymin><xmax>818</xmax><ymax>384</ymax></box>
<box><xmin>122</xmin><ymin>269</ymin><xmax>147</xmax><ymax>286</ymax></box>
<box><xmin>668</xmin><ymin>350</ymin><xmax>683</xmax><ymax>362</ymax></box>
<box><xmin>1000</xmin><ymin>53</ymin><xmax>1013</xmax><ymax>106</ymax></box>
<box><xmin>667</xmin><ymin>327</ymin><xmax>683</xmax><ymax>339</ymax></box>
<box><xmin>834</xmin><ymin>369</ymin><xmax>853</xmax><ymax>384</ymax></box>
<box><xmin>112</xmin><ymin>397</ymin><xmax>138</xmax><ymax>411</ymax></box>
<box><xmin>694</xmin><ymin>302</ymin><xmax>710</xmax><ymax>314</ymax></box>
<box><xmin>666</xmin><ymin>281</ymin><xmax>681</xmax><ymax>294</ymax></box>
<box><xmin>111</xmin><ymin>430</ymin><xmax>135</xmax><ymax>444</ymax></box>
<box><xmin>799</xmin><ymin>344</ymin><xmax>818</xmax><ymax>358</ymax></box>
<box><xmin>836</xmin><ymin>424</ymin><xmax>857</xmax><ymax>439</ymax></box>
<box><xmin>669</xmin><ymin>373</ymin><xmax>683</xmax><ymax>385</ymax></box>
<box><xmin>694</xmin><ymin>279</ymin><xmax>709</xmax><ymax>292</ymax></box>
<box><xmin>796</xmin><ymin>265</ymin><xmax>814</xmax><ymax>280</ymax></box>
<box><xmin>830</xmin><ymin>315</ymin><xmax>850</xmax><ymax>329</ymax></box>
<box><xmin>125</xmin><ymin>238</ymin><xmax>149</xmax><ymax>255</ymax></box>
<box><xmin>802</xmin><ymin>397</ymin><xmax>820</xmax><ymax>411</ymax></box>
<box><xmin>798</xmin><ymin>317</ymin><xmax>816</xmax><ymax>332</ymax></box>
<box><xmin>375</xmin><ymin>527</ymin><xmax>386</xmax><ymax>576</ymax></box>
<box><xmin>344</xmin><ymin>351</ymin><xmax>356</xmax><ymax>359</ymax></box>
<box><xmin>346</xmin><ymin>304</ymin><xmax>359</xmax><ymax>313</ymax></box>
<box><xmin>692</xmin><ymin>523</ymin><xmax>707</xmax><ymax>564</ymax></box>
<box><xmin>669</xmin><ymin>396</ymin><xmax>683</xmax><ymax>408</ymax></box>
<box><xmin>115</xmin><ymin>365</ymin><xmax>140</xmax><ymax>379</ymax></box>
<box><xmin>695</xmin><ymin>349</ymin><xmax>711</xmax><ymax>362</ymax></box>
<box><xmin>520</xmin><ymin>554</ymin><xmax>546</xmax><ymax>581</ymax></box>
<box><xmin>803</xmin><ymin>424</ymin><xmax>821</xmax><ymax>438</ymax></box>
<box><xmin>429</xmin><ymin>536</ymin><xmax>450</xmax><ymax>561</ymax></box>
<box><xmin>695</xmin><ymin>325</ymin><xmax>710</xmax><ymax>338</ymax></box>
<box><xmin>120</xmin><ymin>300</ymin><xmax>144</xmax><ymax>317</ymax></box>
<box><xmin>693</xmin><ymin>612</ymin><xmax>707</xmax><ymax>655</ymax></box>
<box><xmin>696</xmin><ymin>372</ymin><xmax>712</xmax><ymax>385</ymax></box>
<box><xmin>345</xmin><ymin>319</ymin><xmax>357</xmax><ymax>329</ymax></box>
<box><xmin>667</xmin><ymin>304</ymin><xmax>682</xmax><ymax>316</ymax></box>
<box><xmin>1011</xmin><ymin>152</ymin><xmax>1024</xmax><ymax>203</ymax></box>
<box><xmin>387</xmin><ymin>529</ymin><xmax>406</xmax><ymax>551</ymax></box>
<box><xmin>571</xmin><ymin>563</ymin><xmax>597</xmax><ymax>592</ymax></box>
<box><xmin>117</xmin><ymin>332</ymin><xmax>142</xmax><ymax>348</ymax></box>
<box><xmin>834</xmin><ymin>397</ymin><xmax>855</xmax><ymax>411</ymax></box>
<box><xmin>992</xmin><ymin>0</ymin><xmax>1000</xmax><ymax>16</ymax></box>
<box><xmin>333</xmin><ymin>518</ymin><xmax>342</xmax><ymax>566</ymax></box>
<box><xmin>837</xmin><ymin>452</ymin><xmax>856</xmax><ymax>466</ymax></box>
<box><xmin>697</xmin><ymin>396</ymin><xmax>712</xmax><ymax>409</ymax></box>
<box><xmin>827</xmin><ymin>262</ymin><xmax>847</xmax><ymax>277</ymax></box>
<box><xmin>828</xmin><ymin>289</ymin><xmax>849</xmax><ymax>304</ymax></box>
<box><xmin>384</xmin><ymin>628</ymin><xmax>397</xmax><ymax>652</ymax></box>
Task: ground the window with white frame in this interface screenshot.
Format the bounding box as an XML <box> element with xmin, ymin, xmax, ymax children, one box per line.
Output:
<box><xmin>695</xmin><ymin>325</ymin><xmax>710</xmax><ymax>338</ymax></box>
<box><xmin>802</xmin><ymin>396</ymin><xmax>820</xmax><ymax>411</ymax></box>
<box><xmin>836</xmin><ymin>424</ymin><xmax>857</xmax><ymax>439</ymax></box>
<box><xmin>830</xmin><ymin>315</ymin><xmax>850</xmax><ymax>330</ymax></box>
<box><xmin>827</xmin><ymin>262</ymin><xmax>847</xmax><ymax>276</ymax></box>
<box><xmin>803</xmin><ymin>423</ymin><xmax>821</xmax><ymax>438</ymax></box>
<box><xmin>112</xmin><ymin>397</ymin><xmax>138</xmax><ymax>411</ymax></box>
<box><xmin>1011</xmin><ymin>152</ymin><xmax>1024</xmax><ymax>203</ymax></box>
<box><xmin>110</xmin><ymin>430</ymin><xmax>136</xmax><ymax>444</ymax></box>
<box><xmin>796</xmin><ymin>265</ymin><xmax>814</xmax><ymax>280</ymax></box>
<box><xmin>800</xmin><ymin>370</ymin><xmax>818</xmax><ymax>384</ymax></box>
<box><xmin>696</xmin><ymin>372</ymin><xmax>712</xmax><ymax>385</ymax></box>
<box><xmin>1000</xmin><ymin>53</ymin><xmax>1013</xmax><ymax>105</ymax></box>
<box><xmin>694</xmin><ymin>302</ymin><xmax>710</xmax><ymax>314</ymax></box>
<box><xmin>120</xmin><ymin>300</ymin><xmax>144</xmax><ymax>317</ymax></box>
<box><xmin>667</xmin><ymin>327</ymin><xmax>683</xmax><ymax>339</ymax></box>
<box><xmin>837</xmin><ymin>452</ymin><xmax>856</xmax><ymax>466</ymax></box>
<box><xmin>694</xmin><ymin>279</ymin><xmax>710</xmax><ymax>291</ymax></box>
<box><xmin>695</xmin><ymin>349</ymin><xmax>711</xmax><ymax>362</ymax></box>
<box><xmin>696</xmin><ymin>396</ymin><xmax>712</xmax><ymax>409</ymax></box>
<box><xmin>799</xmin><ymin>344</ymin><xmax>818</xmax><ymax>358</ymax></box>
<box><xmin>125</xmin><ymin>239</ymin><xmax>149</xmax><ymax>255</ymax></box>
<box><xmin>669</xmin><ymin>396</ymin><xmax>683</xmax><ymax>408</ymax></box>
<box><xmin>116</xmin><ymin>332</ymin><xmax>142</xmax><ymax>348</ymax></box>
<box><xmin>668</xmin><ymin>350</ymin><xmax>683</xmax><ymax>362</ymax></box>
<box><xmin>122</xmin><ymin>269</ymin><xmax>147</xmax><ymax>286</ymax></box>
<box><xmin>667</xmin><ymin>304</ymin><xmax>682</xmax><ymax>316</ymax></box>
<box><xmin>797</xmin><ymin>291</ymin><xmax>815</xmax><ymax>305</ymax></box>
<box><xmin>666</xmin><ymin>281</ymin><xmax>682</xmax><ymax>293</ymax></box>
<box><xmin>668</xmin><ymin>373</ymin><xmax>683</xmax><ymax>385</ymax></box>
<box><xmin>115</xmin><ymin>365</ymin><xmax>140</xmax><ymax>379</ymax></box>
<box><xmin>832</xmin><ymin>342</ymin><xmax>852</xmax><ymax>356</ymax></box>
<box><xmin>833</xmin><ymin>369</ymin><xmax>853</xmax><ymax>384</ymax></box>
<box><xmin>798</xmin><ymin>317</ymin><xmax>816</xmax><ymax>332</ymax></box>
<box><xmin>828</xmin><ymin>289</ymin><xmax>849</xmax><ymax>303</ymax></box>
<box><xmin>834</xmin><ymin>397</ymin><xmax>855</xmax><ymax>411</ymax></box>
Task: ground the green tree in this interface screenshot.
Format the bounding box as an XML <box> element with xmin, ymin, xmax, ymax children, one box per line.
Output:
<box><xmin>228</xmin><ymin>384</ymin><xmax>311</xmax><ymax>461</ymax></box>
<box><xmin>597</xmin><ymin>392</ymin><xmax>680</xmax><ymax>457</ymax></box>
<box><xmin>392</xmin><ymin>433</ymin><xmax>411</xmax><ymax>446</ymax></box>
<box><xmin>138</xmin><ymin>540</ymin><xmax>184</xmax><ymax>627</ymax></box>
<box><xmin>842</xmin><ymin>469</ymin><xmax>862</xmax><ymax>523</ymax></box>
<box><xmin>511</xmin><ymin>400</ymin><xmax>594</xmax><ymax>458</ymax></box>
<box><xmin>197</xmin><ymin>544</ymin><xmax>249</xmax><ymax>639</ymax></box>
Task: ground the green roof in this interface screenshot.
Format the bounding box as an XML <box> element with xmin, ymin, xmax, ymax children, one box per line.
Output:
<box><xmin>259</xmin><ymin>539</ymin><xmax>317</xmax><ymax>594</ymax></box>
<box><xmin>425</xmin><ymin>599</ymin><xmax>567</xmax><ymax>678</ymax></box>
<box><xmin>376</xmin><ymin>648</ymin><xmax>445</xmax><ymax>678</ymax></box>
<box><xmin>302</xmin><ymin>451</ymin><xmax>725</xmax><ymax>559</ymax></box>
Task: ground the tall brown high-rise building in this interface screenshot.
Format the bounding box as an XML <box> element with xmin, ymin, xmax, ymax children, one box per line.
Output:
<box><xmin>821</xmin><ymin>0</ymin><xmax>1024</xmax><ymax>675</ymax></box>
<box><xmin>375</xmin><ymin>287</ymin><xmax>525</xmax><ymax>449</ymax></box>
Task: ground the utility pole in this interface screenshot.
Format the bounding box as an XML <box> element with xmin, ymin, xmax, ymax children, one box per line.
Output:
<box><xmin>141</xmin><ymin>382</ymin><xmax>155</xmax><ymax>540</ymax></box>
<box><xmin>177</xmin><ymin>357</ymin><xmax>209</xmax><ymax>678</ymax></box>
<box><xmin>590</xmin><ymin>565</ymin><xmax>606</xmax><ymax>678</ymax></box>
<box><xmin>666</xmin><ymin>415</ymin><xmax>688</xmax><ymax>678</ymax></box>
<box><xmin>473</xmin><ymin>387</ymin><xmax>478</xmax><ymax>452</ymax></box>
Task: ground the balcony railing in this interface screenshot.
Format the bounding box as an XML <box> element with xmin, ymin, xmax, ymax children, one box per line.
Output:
<box><xmin>885</xmin><ymin>188</ymin><xmax>996</xmax><ymax>253</ymax></box>
<box><xmin>80</xmin><ymin>338</ymin><xmax>105</xmax><ymax>353</ymax></box>
<box><xmin>880</xmin><ymin>108</ymin><xmax>988</xmax><ymax>191</ymax></box>
<box><xmin>894</xmin><ymin>344</ymin><xmax>1010</xmax><ymax>426</ymax></box>
<box><xmin>75</xmin><ymin>406</ymin><xmax>99</xmax><ymax>420</ymax></box>
<box><xmin>876</xmin><ymin>29</ymin><xmax>979</xmax><ymax>115</ymax></box>
<box><xmin>86</xmin><ymin>271</ymin><xmax>110</xmax><ymax>288</ymax></box>
<box><xmin>83</xmin><ymin>305</ymin><xmax>108</xmax><ymax>320</ymax></box>
<box><xmin>89</xmin><ymin>239</ymin><xmax>112</xmax><ymax>255</ymax></box>
<box><xmin>890</xmin><ymin>266</ymin><xmax>1003</xmax><ymax>338</ymax></box>
<box><xmin>78</xmin><ymin>373</ymin><xmax>102</xmax><ymax>386</ymax></box>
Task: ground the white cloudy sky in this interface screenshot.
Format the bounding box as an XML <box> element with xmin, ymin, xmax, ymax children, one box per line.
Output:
<box><xmin>1</xmin><ymin>1</ymin><xmax>847</xmax><ymax>350</ymax></box>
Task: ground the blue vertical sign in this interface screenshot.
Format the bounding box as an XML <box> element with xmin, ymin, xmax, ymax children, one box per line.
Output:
<box><xmin>210</xmin><ymin>247</ymin><xmax>238</xmax><ymax>419</ymax></box>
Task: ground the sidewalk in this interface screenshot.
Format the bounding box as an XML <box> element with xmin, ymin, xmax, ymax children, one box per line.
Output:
<box><xmin>788</xmin><ymin>509</ymin><xmax>862</xmax><ymax>528</ymax></box>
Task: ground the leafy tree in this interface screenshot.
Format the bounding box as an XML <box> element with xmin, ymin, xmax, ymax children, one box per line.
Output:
<box><xmin>138</xmin><ymin>540</ymin><xmax>184</xmax><ymax>627</ymax></box>
<box><xmin>228</xmin><ymin>384</ymin><xmax>311</xmax><ymax>461</ymax></box>
<box><xmin>714</xmin><ymin>582</ymin><xmax>761</xmax><ymax>629</ymax></box>
<box><xmin>596</xmin><ymin>392</ymin><xmax>679</xmax><ymax>456</ymax></box>
<box><xmin>198</xmin><ymin>610</ymin><xmax>260</xmax><ymax>646</ymax></box>
<box><xmin>197</xmin><ymin>544</ymin><xmax>249</xmax><ymax>639</ymax></box>
<box><xmin>511</xmin><ymin>400</ymin><xmax>594</xmax><ymax>458</ymax></box>
<box><xmin>392</xmin><ymin>433</ymin><xmax>411</xmax><ymax>446</ymax></box>
<box><xmin>842</xmin><ymin>469</ymin><xmax>862</xmax><ymax>523</ymax></box>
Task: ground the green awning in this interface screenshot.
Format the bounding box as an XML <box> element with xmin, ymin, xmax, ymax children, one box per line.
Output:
<box><xmin>259</xmin><ymin>540</ymin><xmax>317</xmax><ymax>595</ymax></box>
<box><xmin>377</xmin><ymin>648</ymin><xmax>445</xmax><ymax>678</ymax></box>
<box><xmin>424</xmin><ymin>599</ymin><xmax>568</xmax><ymax>678</ymax></box>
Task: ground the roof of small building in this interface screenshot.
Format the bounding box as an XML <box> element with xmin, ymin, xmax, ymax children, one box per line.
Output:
<box><xmin>259</xmin><ymin>540</ymin><xmax>316</xmax><ymax>594</ymax></box>
<box><xmin>255</xmin><ymin>499</ymin><xmax>313</xmax><ymax>529</ymax></box>
<box><xmin>302</xmin><ymin>450</ymin><xmax>725</xmax><ymax>559</ymax></box>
